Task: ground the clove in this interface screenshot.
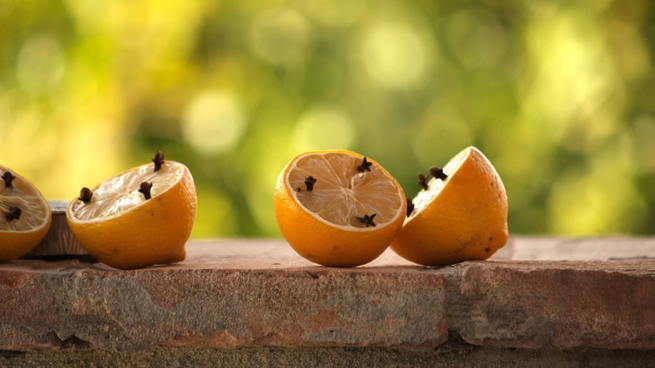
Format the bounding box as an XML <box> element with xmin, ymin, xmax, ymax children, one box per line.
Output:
<box><xmin>304</xmin><ymin>176</ymin><xmax>317</xmax><ymax>191</ymax></box>
<box><xmin>138</xmin><ymin>182</ymin><xmax>153</xmax><ymax>200</ymax></box>
<box><xmin>406</xmin><ymin>198</ymin><xmax>415</xmax><ymax>218</ymax></box>
<box><xmin>418</xmin><ymin>173</ymin><xmax>429</xmax><ymax>190</ymax></box>
<box><xmin>356</xmin><ymin>214</ymin><xmax>377</xmax><ymax>227</ymax></box>
<box><xmin>357</xmin><ymin>157</ymin><xmax>372</xmax><ymax>172</ymax></box>
<box><xmin>429</xmin><ymin>166</ymin><xmax>448</xmax><ymax>181</ymax></box>
<box><xmin>152</xmin><ymin>151</ymin><xmax>165</xmax><ymax>172</ymax></box>
<box><xmin>2</xmin><ymin>171</ymin><xmax>16</xmax><ymax>188</ymax></box>
<box><xmin>79</xmin><ymin>187</ymin><xmax>93</xmax><ymax>203</ymax></box>
<box><xmin>5</xmin><ymin>206</ymin><xmax>21</xmax><ymax>221</ymax></box>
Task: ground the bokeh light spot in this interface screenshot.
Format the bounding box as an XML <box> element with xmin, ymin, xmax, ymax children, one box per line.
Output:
<box><xmin>361</xmin><ymin>24</ymin><xmax>426</xmax><ymax>89</ymax></box>
<box><xmin>16</xmin><ymin>35</ymin><xmax>66</xmax><ymax>94</ymax></box>
<box><xmin>192</xmin><ymin>187</ymin><xmax>237</xmax><ymax>237</ymax></box>
<box><xmin>303</xmin><ymin>0</ymin><xmax>367</xmax><ymax>27</ymax></box>
<box><xmin>182</xmin><ymin>91</ymin><xmax>245</xmax><ymax>155</ymax></box>
<box><xmin>245</xmin><ymin>126</ymin><xmax>297</xmax><ymax>237</ymax></box>
<box><xmin>519</xmin><ymin>11</ymin><xmax>621</xmax><ymax>151</ymax></box>
<box><xmin>249</xmin><ymin>8</ymin><xmax>310</xmax><ymax>65</ymax></box>
<box><xmin>293</xmin><ymin>106</ymin><xmax>356</xmax><ymax>152</ymax></box>
<box><xmin>446</xmin><ymin>9</ymin><xmax>507</xmax><ymax>69</ymax></box>
<box><xmin>549</xmin><ymin>164</ymin><xmax>644</xmax><ymax>235</ymax></box>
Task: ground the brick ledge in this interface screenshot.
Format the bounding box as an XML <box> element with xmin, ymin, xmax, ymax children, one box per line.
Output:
<box><xmin>1</xmin><ymin>238</ymin><xmax>654</xmax><ymax>352</ymax></box>
<box><xmin>3</xmin><ymin>340</ymin><xmax>655</xmax><ymax>368</ymax></box>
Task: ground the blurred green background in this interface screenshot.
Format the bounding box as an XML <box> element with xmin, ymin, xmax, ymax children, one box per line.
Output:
<box><xmin>1</xmin><ymin>0</ymin><xmax>654</xmax><ymax>237</ymax></box>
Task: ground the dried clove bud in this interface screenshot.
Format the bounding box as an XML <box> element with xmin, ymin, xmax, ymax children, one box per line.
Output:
<box><xmin>152</xmin><ymin>151</ymin><xmax>165</xmax><ymax>172</ymax></box>
<box><xmin>304</xmin><ymin>176</ymin><xmax>317</xmax><ymax>191</ymax></box>
<box><xmin>5</xmin><ymin>206</ymin><xmax>21</xmax><ymax>221</ymax></box>
<box><xmin>2</xmin><ymin>171</ymin><xmax>16</xmax><ymax>188</ymax></box>
<box><xmin>406</xmin><ymin>198</ymin><xmax>415</xmax><ymax>218</ymax></box>
<box><xmin>138</xmin><ymin>182</ymin><xmax>153</xmax><ymax>200</ymax></box>
<box><xmin>79</xmin><ymin>187</ymin><xmax>93</xmax><ymax>203</ymax></box>
<box><xmin>418</xmin><ymin>173</ymin><xmax>429</xmax><ymax>190</ymax></box>
<box><xmin>356</xmin><ymin>214</ymin><xmax>377</xmax><ymax>227</ymax></box>
<box><xmin>429</xmin><ymin>166</ymin><xmax>448</xmax><ymax>180</ymax></box>
<box><xmin>357</xmin><ymin>157</ymin><xmax>373</xmax><ymax>172</ymax></box>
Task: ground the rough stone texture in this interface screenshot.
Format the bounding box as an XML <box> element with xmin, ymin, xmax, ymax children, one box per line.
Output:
<box><xmin>2</xmin><ymin>237</ymin><xmax>655</xmax><ymax>356</ymax></box>
<box><xmin>448</xmin><ymin>260</ymin><xmax>655</xmax><ymax>350</ymax></box>
<box><xmin>2</xmin><ymin>341</ymin><xmax>655</xmax><ymax>368</ymax></box>
<box><xmin>0</xmin><ymin>241</ymin><xmax>446</xmax><ymax>351</ymax></box>
<box><xmin>495</xmin><ymin>237</ymin><xmax>655</xmax><ymax>260</ymax></box>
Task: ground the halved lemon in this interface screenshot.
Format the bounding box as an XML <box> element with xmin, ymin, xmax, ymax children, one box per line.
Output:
<box><xmin>274</xmin><ymin>150</ymin><xmax>406</xmax><ymax>267</ymax></box>
<box><xmin>0</xmin><ymin>165</ymin><xmax>52</xmax><ymax>262</ymax></box>
<box><xmin>390</xmin><ymin>146</ymin><xmax>508</xmax><ymax>266</ymax></box>
<box><xmin>66</xmin><ymin>152</ymin><xmax>197</xmax><ymax>270</ymax></box>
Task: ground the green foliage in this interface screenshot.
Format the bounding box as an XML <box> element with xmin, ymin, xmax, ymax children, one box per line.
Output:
<box><xmin>1</xmin><ymin>0</ymin><xmax>654</xmax><ymax>236</ymax></box>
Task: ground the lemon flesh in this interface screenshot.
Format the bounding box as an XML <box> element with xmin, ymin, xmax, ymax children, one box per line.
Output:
<box><xmin>0</xmin><ymin>168</ymin><xmax>50</xmax><ymax>232</ymax></box>
<box><xmin>69</xmin><ymin>162</ymin><xmax>185</xmax><ymax>222</ymax></box>
<box><xmin>0</xmin><ymin>166</ymin><xmax>52</xmax><ymax>262</ymax></box>
<box><xmin>287</xmin><ymin>152</ymin><xmax>404</xmax><ymax>230</ymax></box>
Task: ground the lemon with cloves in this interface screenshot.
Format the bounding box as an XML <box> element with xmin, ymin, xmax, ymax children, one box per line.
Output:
<box><xmin>391</xmin><ymin>146</ymin><xmax>508</xmax><ymax>266</ymax></box>
<box><xmin>66</xmin><ymin>151</ymin><xmax>197</xmax><ymax>270</ymax></box>
<box><xmin>274</xmin><ymin>150</ymin><xmax>406</xmax><ymax>267</ymax></box>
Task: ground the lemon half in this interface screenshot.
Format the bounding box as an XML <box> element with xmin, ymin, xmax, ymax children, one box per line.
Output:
<box><xmin>391</xmin><ymin>146</ymin><xmax>508</xmax><ymax>266</ymax></box>
<box><xmin>67</xmin><ymin>156</ymin><xmax>197</xmax><ymax>270</ymax></box>
<box><xmin>275</xmin><ymin>150</ymin><xmax>406</xmax><ymax>267</ymax></box>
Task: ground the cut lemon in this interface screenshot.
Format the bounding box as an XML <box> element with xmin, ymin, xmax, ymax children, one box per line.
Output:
<box><xmin>390</xmin><ymin>146</ymin><xmax>508</xmax><ymax>266</ymax></box>
<box><xmin>274</xmin><ymin>150</ymin><xmax>406</xmax><ymax>267</ymax></box>
<box><xmin>67</xmin><ymin>152</ymin><xmax>197</xmax><ymax>270</ymax></box>
<box><xmin>0</xmin><ymin>165</ymin><xmax>52</xmax><ymax>262</ymax></box>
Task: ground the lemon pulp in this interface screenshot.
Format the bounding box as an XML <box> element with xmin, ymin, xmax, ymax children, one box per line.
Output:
<box><xmin>69</xmin><ymin>162</ymin><xmax>184</xmax><ymax>222</ymax></box>
<box><xmin>0</xmin><ymin>168</ymin><xmax>50</xmax><ymax>232</ymax></box>
<box><xmin>287</xmin><ymin>152</ymin><xmax>404</xmax><ymax>230</ymax></box>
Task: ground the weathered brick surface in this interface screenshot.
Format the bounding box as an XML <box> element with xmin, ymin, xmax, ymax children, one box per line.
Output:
<box><xmin>0</xmin><ymin>244</ymin><xmax>446</xmax><ymax>351</ymax></box>
<box><xmin>2</xmin><ymin>238</ymin><xmax>655</xmax><ymax>353</ymax></box>
<box><xmin>3</xmin><ymin>342</ymin><xmax>655</xmax><ymax>368</ymax></box>
<box><xmin>495</xmin><ymin>237</ymin><xmax>655</xmax><ymax>261</ymax></box>
<box><xmin>448</xmin><ymin>260</ymin><xmax>655</xmax><ymax>349</ymax></box>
